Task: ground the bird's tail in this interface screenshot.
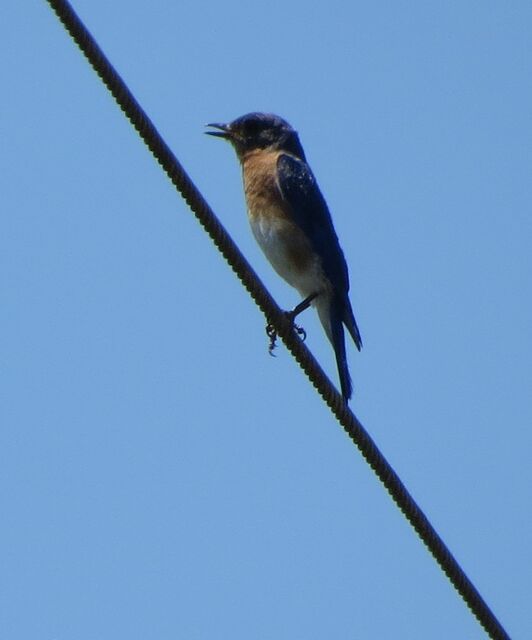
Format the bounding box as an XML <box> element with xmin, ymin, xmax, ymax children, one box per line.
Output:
<box><xmin>317</xmin><ymin>297</ymin><xmax>353</xmax><ymax>401</ymax></box>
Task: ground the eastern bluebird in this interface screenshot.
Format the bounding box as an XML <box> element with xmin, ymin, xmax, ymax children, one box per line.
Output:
<box><xmin>206</xmin><ymin>113</ymin><xmax>362</xmax><ymax>401</ymax></box>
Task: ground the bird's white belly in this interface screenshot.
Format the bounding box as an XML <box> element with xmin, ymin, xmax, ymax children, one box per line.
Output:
<box><xmin>249</xmin><ymin>212</ymin><xmax>326</xmax><ymax>300</ymax></box>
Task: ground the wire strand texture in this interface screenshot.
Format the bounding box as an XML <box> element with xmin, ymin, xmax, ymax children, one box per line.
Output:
<box><xmin>44</xmin><ymin>2</ymin><xmax>510</xmax><ymax>639</ymax></box>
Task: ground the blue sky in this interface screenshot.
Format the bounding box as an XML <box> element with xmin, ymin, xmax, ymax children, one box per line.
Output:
<box><xmin>2</xmin><ymin>1</ymin><xmax>531</xmax><ymax>638</ymax></box>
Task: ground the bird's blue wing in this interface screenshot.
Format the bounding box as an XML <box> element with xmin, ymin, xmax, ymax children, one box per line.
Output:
<box><xmin>277</xmin><ymin>153</ymin><xmax>362</xmax><ymax>354</ymax></box>
<box><xmin>276</xmin><ymin>153</ymin><xmax>349</xmax><ymax>295</ymax></box>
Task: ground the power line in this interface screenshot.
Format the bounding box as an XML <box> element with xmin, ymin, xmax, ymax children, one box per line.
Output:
<box><xmin>43</xmin><ymin>1</ymin><xmax>510</xmax><ymax>638</ymax></box>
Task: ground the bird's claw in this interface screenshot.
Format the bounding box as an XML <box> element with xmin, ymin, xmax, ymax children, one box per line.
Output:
<box><xmin>294</xmin><ymin>323</ymin><xmax>307</xmax><ymax>341</ymax></box>
<box><xmin>265</xmin><ymin>315</ymin><xmax>308</xmax><ymax>356</ymax></box>
<box><xmin>266</xmin><ymin>323</ymin><xmax>278</xmax><ymax>356</ymax></box>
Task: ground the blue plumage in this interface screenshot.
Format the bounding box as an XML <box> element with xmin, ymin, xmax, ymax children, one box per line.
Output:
<box><xmin>276</xmin><ymin>153</ymin><xmax>362</xmax><ymax>399</ymax></box>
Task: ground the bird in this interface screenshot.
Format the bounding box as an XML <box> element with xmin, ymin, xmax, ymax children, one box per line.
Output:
<box><xmin>206</xmin><ymin>112</ymin><xmax>362</xmax><ymax>401</ymax></box>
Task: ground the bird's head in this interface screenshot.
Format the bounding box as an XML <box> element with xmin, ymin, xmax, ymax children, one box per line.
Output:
<box><xmin>206</xmin><ymin>112</ymin><xmax>306</xmax><ymax>160</ymax></box>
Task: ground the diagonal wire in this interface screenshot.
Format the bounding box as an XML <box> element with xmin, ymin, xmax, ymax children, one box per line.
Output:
<box><xmin>43</xmin><ymin>1</ymin><xmax>510</xmax><ymax>638</ymax></box>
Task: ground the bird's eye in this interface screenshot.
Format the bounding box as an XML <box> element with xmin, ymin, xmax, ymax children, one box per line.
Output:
<box><xmin>244</xmin><ymin>120</ymin><xmax>261</xmax><ymax>136</ymax></box>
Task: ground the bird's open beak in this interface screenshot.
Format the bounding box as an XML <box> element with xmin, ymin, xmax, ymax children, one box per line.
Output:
<box><xmin>205</xmin><ymin>122</ymin><xmax>231</xmax><ymax>139</ymax></box>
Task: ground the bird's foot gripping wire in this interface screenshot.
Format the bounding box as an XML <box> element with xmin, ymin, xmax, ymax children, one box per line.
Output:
<box><xmin>265</xmin><ymin>293</ymin><xmax>318</xmax><ymax>356</ymax></box>
<box><xmin>266</xmin><ymin>316</ymin><xmax>307</xmax><ymax>356</ymax></box>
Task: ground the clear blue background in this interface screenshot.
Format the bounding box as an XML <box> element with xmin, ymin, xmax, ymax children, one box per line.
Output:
<box><xmin>2</xmin><ymin>1</ymin><xmax>531</xmax><ymax>638</ymax></box>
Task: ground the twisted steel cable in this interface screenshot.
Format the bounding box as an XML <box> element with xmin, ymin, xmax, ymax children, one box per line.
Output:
<box><xmin>44</xmin><ymin>1</ymin><xmax>510</xmax><ymax>638</ymax></box>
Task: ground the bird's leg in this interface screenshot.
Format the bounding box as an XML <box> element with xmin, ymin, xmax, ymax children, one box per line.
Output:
<box><xmin>287</xmin><ymin>292</ymin><xmax>318</xmax><ymax>321</ymax></box>
<box><xmin>267</xmin><ymin>292</ymin><xmax>318</xmax><ymax>355</ymax></box>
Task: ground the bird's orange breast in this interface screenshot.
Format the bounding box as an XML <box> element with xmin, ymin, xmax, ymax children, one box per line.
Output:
<box><xmin>241</xmin><ymin>149</ymin><xmax>285</xmax><ymax>221</ymax></box>
<box><xmin>240</xmin><ymin>149</ymin><xmax>320</xmax><ymax>283</ymax></box>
